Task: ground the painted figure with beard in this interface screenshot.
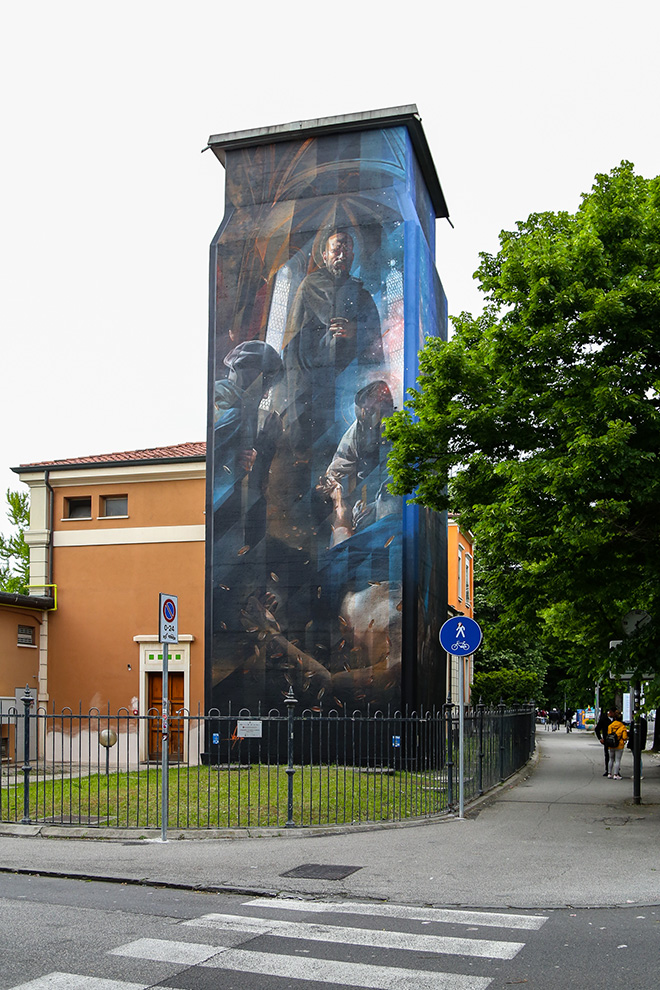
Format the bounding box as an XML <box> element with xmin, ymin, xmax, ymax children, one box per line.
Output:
<box><xmin>282</xmin><ymin>229</ymin><xmax>383</xmax><ymax>451</ymax></box>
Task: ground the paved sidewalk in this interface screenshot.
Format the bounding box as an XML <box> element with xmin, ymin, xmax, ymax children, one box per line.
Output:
<box><xmin>0</xmin><ymin>731</ymin><xmax>658</xmax><ymax>910</ymax></box>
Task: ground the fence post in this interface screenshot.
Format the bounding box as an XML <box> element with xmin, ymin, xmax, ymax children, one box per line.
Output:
<box><xmin>499</xmin><ymin>698</ymin><xmax>506</xmax><ymax>783</ymax></box>
<box><xmin>284</xmin><ymin>687</ymin><xmax>297</xmax><ymax>827</ymax></box>
<box><xmin>477</xmin><ymin>700</ymin><xmax>485</xmax><ymax>796</ymax></box>
<box><xmin>21</xmin><ymin>685</ymin><xmax>32</xmax><ymax>824</ymax></box>
<box><xmin>444</xmin><ymin>695</ymin><xmax>454</xmax><ymax>809</ymax></box>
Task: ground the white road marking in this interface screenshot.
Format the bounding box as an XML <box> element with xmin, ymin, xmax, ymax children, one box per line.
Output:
<box><xmin>6</xmin><ymin>975</ymin><xmax>148</xmax><ymax>990</ymax></box>
<box><xmin>202</xmin><ymin>946</ymin><xmax>493</xmax><ymax>989</ymax></box>
<box><xmin>244</xmin><ymin>896</ymin><xmax>548</xmax><ymax>930</ymax></box>
<box><xmin>185</xmin><ymin>912</ymin><xmax>524</xmax><ymax>959</ymax></box>
<box><xmin>109</xmin><ymin>937</ymin><xmax>220</xmax><ymax>964</ymax></box>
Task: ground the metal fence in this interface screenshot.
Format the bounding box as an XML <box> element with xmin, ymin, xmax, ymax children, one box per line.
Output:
<box><xmin>1</xmin><ymin>690</ymin><xmax>535</xmax><ymax>830</ymax></box>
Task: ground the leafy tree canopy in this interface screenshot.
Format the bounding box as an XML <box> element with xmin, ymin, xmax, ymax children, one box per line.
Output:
<box><xmin>0</xmin><ymin>489</ymin><xmax>30</xmax><ymax>594</ymax></box>
<box><xmin>471</xmin><ymin>669</ymin><xmax>541</xmax><ymax>708</ymax></box>
<box><xmin>386</xmin><ymin>162</ymin><xmax>660</xmax><ymax>684</ymax></box>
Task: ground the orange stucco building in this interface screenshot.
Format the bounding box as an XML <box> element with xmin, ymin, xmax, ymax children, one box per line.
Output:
<box><xmin>447</xmin><ymin>515</ymin><xmax>474</xmax><ymax>703</ymax></box>
<box><xmin>0</xmin><ymin>590</ymin><xmax>54</xmax><ymax>760</ymax></box>
<box><xmin>12</xmin><ymin>443</ymin><xmax>206</xmax><ymax>763</ymax></box>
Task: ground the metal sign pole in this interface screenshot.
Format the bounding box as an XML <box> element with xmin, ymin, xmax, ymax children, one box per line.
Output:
<box><xmin>161</xmin><ymin>640</ymin><xmax>169</xmax><ymax>842</ymax></box>
<box><xmin>158</xmin><ymin>592</ymin><xmax>177</xmax><ymax>844</ymax></box>
<box><xmin>633</xmin><ymin>681</ymin><xmax>641</xmax><ymax>806</ymax></box>
<box><xmin>458</xmin><ymin>654</ymin><xmax>465</xmax><ymax>820</ymax></box>
<box><xmin>439</xmin><ymin>616</ymin><xmax>482</xmax><ymax>822</ymax></box>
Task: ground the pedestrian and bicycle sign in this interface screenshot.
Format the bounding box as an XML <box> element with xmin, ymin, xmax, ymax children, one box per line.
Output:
<box><xmin>439</xmin><ymin>615</ymin><xmax>482</xmax><ymax>655</ymax></box>
<box><xmin>159</xmin><ymin>593</ymin><xmax>178</xmax><ymax>644</ymax></box>
<box><xmin>439</xmin><ymin>615</ymin><xmax>483</xmax><ymax>824</ymax></box>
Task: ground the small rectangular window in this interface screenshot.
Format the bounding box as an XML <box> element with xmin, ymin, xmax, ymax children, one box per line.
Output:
<box><xmin>465</xmin><ymin>555</ymin><xmax>471</xmax><ymax>606</ymax></box>
<box><xmin>65</xmin><ymin>496</ymin><xmax>92</xmax><ymax>519</ymax></box>
<box><xmin>18</xmin><ymin>625</ymin><xmax>35</xmax><ymax>646</ymax></box>
<box><xmin>100</xmin><ymin>495</ymin><xmax>128</xmax><ymax>517</ymax></box>
<box><xmin>457</xmin><ymin>545</ymin><xmax>464</xmax><ymax>601</ymax></box>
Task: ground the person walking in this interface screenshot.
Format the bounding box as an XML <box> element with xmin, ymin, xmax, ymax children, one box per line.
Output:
<box><xmin>595</xmin><ymin>707</ymin><xmax>612</xmax><ymax>775</ymax></box>
<box><xmin>606</xmin><ymin>709</ymin><xmax>628</xmax><ymax>779</ymax></box>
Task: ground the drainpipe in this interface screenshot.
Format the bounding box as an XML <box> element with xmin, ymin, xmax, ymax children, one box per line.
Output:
<box><xmin>44</xmin><ymin>469</ymin><xmax>54</xmax><ymax>586</ymax></box>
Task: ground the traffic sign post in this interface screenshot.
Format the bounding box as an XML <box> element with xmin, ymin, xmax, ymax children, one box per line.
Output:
<box><xmin>439</xmin><ymin>616</ymin><xmax>483</xmax><ymax>821</ymax></box>
<box><xmin>158</xmin><ymin>594</ymin><xmax>178</xmax><ymax>842</ymax></box>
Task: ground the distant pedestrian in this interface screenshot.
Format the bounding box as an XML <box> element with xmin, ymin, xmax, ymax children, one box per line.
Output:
<box><xmin>595</xmin><ymin>707</ymin><xmax>612</xmax><ymax>775</ymax></box>
<box><xmin>606</xmin><ymin>709</ymin><xmax>628</xmax><ymax>779</ymax></box>
<box><xmin>549</xmin><ymin>707</ymin><xmax>561</xmax><ymax>731</ymax></box>
<box><xmin>564</xmin><ymin>708</ymin><xmax>574</xmax><ymax>732</ymax></box>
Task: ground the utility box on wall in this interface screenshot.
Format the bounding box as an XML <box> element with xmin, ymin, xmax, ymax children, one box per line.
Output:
<box><xmin>205</xmin><ymin>107</ymin><xmax>449</xmax><ymax>718</ymax></box>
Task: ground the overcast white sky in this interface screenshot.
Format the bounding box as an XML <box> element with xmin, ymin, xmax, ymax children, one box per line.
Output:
<box><xmin>1</xmin><ymin>0</ymin><xmax>658</xmax><ymax>526</ymax></box>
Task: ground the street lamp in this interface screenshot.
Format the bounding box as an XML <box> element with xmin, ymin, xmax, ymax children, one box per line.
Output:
<box><xmin>99</xmin><ymin>727</ymin><xmax>118</xmax><ymax>776</ymax></box>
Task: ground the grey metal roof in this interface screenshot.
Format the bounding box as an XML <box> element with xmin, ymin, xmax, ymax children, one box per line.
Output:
<box><xmin>207</xmin><ymin>106</ymin><xmax>449</xmax><ymax>220</ymax></box>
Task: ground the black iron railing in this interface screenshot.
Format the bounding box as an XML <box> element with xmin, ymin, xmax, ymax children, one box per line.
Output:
<box><xmin>0</xmin><ymin>690</ymin><xmax>535</xmax><ymax>830</ymax></box>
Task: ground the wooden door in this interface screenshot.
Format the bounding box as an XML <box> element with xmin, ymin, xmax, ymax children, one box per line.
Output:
<box><xmin>148</xmin><ymin>672</ymin><xmax>185</xmax><ymax>762</ymax></box>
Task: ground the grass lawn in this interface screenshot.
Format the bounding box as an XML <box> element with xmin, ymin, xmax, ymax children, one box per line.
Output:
<box><xmin>1</xmin><ymin>763</ymin><xmax>450</xmax><ymax>830</ymax></box>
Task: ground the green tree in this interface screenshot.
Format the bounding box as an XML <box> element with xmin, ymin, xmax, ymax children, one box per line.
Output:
<box><xmin>0</xmin><ymin>489</ymin><xmax>30</xmax><ymax>594</ymax></box>
<box><xmin>471</xmin><ymin>669</ymin><xmax>541</xmax><ymax>708</ymax></box>
<box><xmin>386</xmin><ymin>162</ymin><xmax>660</xmax><ymax>685</ymax></box>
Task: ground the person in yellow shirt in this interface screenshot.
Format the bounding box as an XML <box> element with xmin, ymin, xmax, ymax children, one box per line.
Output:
<box><xmin>606</xmin><ymin>709</ymin><xmax>628</xmax><ymax>779</ymax></box>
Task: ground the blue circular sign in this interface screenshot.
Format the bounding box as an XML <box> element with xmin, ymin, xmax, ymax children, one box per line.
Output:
<box><xmin>163</xmin><ymin>598</ymin><xmax>176</xmax><ymax>622</ymax></box>
<box><xmin>439</xmin><ymin>616</ymin><xmax>483</xmax><ymax>654</ymax></box>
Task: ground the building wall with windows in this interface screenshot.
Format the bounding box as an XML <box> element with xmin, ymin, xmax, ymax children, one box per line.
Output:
<box><xmin>447</xmin><ymin>516</ymin><xmax>475</xmax><ymax>703</ymax></box>
<box><xmin>0</xmin><ymin>593</ymin><xmax>53</xmax><ymax>760</ymax></box>
<box><xmin>0</xmin><ymin>603</ymin><xmax>41</xmax><ymax>698</ymax></box>
<box><xmin>13</xmin><ymin>444</ymin><xmax>206</xmax><ymax>762</ymax></box>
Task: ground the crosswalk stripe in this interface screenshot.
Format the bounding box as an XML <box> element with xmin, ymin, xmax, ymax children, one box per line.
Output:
<box><xmin>6</xmin><ymin>975</ymin><xmax>149</xmax><ymax>990</ymax></box>
<box><xmin>185</xmin><ymin>912</ymin><xmax>524</xmax><ymax>959</ymax></box>
<box><xmin>109</xmin><ymin>937</ymin><xmax>220</xmax><ymax>965</ymax></box>
<box><xmin>244</xmin><ymin>897</ymin><xmax>548</xmax><ymax>931</ymax></box>
<box><xmin>201</xmin><ymin>945</ymin><xmax>493</xmax><ymax>989</ymax></box>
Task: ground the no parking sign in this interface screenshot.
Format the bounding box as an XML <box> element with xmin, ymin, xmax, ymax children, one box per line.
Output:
<box><xmin>159</xmin><ymin>593</ymin><xmax>178</xmax><ymax>644</ymax></box>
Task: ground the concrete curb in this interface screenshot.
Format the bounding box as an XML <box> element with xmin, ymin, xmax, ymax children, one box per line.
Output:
<box><xmin>0</xmin><ymin>750</ymin><xmax>542</xmax><ymax>903</ymax></box>
<box><xmin>0</xmin><ymin>748</ymin><xmax>540</xmax><ymax>845</ymax></box>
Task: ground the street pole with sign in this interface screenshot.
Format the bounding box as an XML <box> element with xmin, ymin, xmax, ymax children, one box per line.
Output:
<box><xmin>439</xmin><ymin>616</ymin><xmax>483</xmax><ymax>820</ymax></box>
<box><xmin>158</xmin><ymin>593</ymin><xmax>178</xmax><ymax>842</ymax></box>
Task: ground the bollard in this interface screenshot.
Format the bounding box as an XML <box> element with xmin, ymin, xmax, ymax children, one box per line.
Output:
<box><xmin>21</xmin><ymin>685</ymin><xmax>32</xmax><ymax>824</ymax></box>
<box><xmin>284</xmin><ymin>687</ymin><xmax>297</xmax><ymax>827</ymax></box>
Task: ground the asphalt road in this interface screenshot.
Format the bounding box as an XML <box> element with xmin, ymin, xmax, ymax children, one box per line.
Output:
<box><xmin>1</xmin><ymin>874</ymin><xmax>658</xmax><ymax>989</ymax></box>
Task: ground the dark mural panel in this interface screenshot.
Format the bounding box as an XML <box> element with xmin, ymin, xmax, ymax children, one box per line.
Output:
<box><xmin>207</xmin><ymin>125</ymin><xmax>446</xmax><ymax>716</ymax></box>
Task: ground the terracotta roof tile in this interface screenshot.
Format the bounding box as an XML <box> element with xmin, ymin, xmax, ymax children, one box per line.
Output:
<box><xmin>18</xmin><ymin>441</ymin><xmax>207</xmax><ymax>469</ymax></box>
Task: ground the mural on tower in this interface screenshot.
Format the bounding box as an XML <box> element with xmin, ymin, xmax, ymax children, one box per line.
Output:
<box><xmin>207</xmin><ymin>118</ymin><xmax>447</xmax><ymax>715</ymax></box>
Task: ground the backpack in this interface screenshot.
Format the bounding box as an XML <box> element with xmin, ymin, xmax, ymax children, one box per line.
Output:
<box><xmin>606</xmin><ymin>729</ymin><xmax>619</xmax><ymax>748</ymax></box>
